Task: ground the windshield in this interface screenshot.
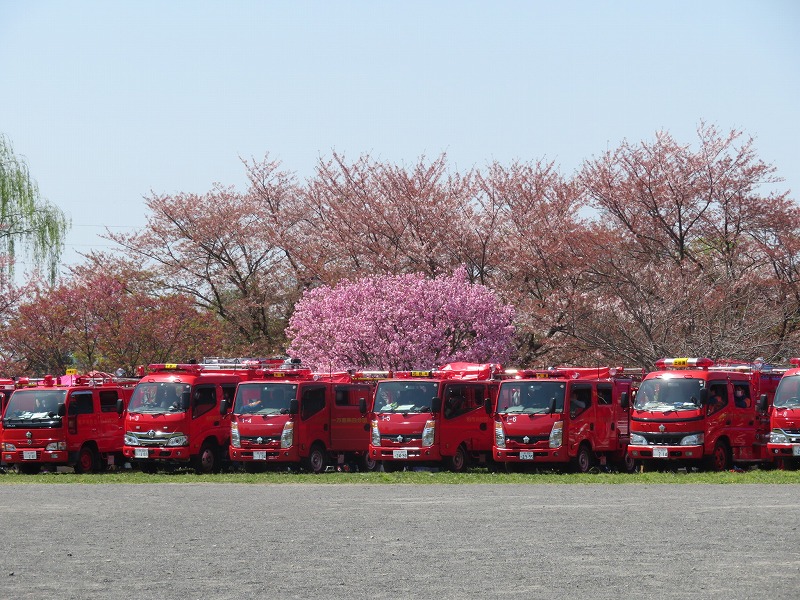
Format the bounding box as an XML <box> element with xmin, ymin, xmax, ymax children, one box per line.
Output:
<box><xmin>634</xmin><ymin>378</ymin><xmax>704</xmax><ymax>411</ymax></box>
<box><xmin>497</xmin><ymin>381</ymin><xmax>565</xmax><ymax>414</ymax></box>
<box><xmin>234</xmin><ymin>383</ymin><xmax>297</xmax><ymax>415</ymax></box>
<box><xmin>129</xmin><ymin>382</ymin><xmax>190</xmax><ymax>413</ymax></box>
<box><xmin>3</xmin><ymin>389</ymin><xmax>67</xmax><ymax>420</ymax></box>
<box><xmin>774</xmin><ymin>375</ymin><xmax>800</xmax><ymax>409</ymax></box>
<box><xmin>374</xmin><ymin>381</ymin><xmax>438</xmax><ymax>413</ymax></box>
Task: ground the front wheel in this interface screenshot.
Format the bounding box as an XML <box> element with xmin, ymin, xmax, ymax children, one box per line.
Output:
<box><xmin>572</xmin><ymin>443</ymin><xmax>595</xmax><ymax>473</ymax></box>
<box><xmin>360</xmin><ymin>453</ymin><xmax>378</xmax><ymax>472</ymax></box>
<box><xmin>704</xmin><ymin>440</ymin><xmax>731</xmax><ymax>472</ymax></box>
<box><xmin>193</xmin><ymin>441</ymin><xmax>220</xmax><ymax>474</ymax></box>
<box><xmin>444</xmin><ymin>444</ymin><xmax>469</xmax><ymax>473</ymax></box>
<box><xmin>74</xmin><ymin>444</ymin><xmax>99</xmax><ymax>474</ymax></box>
<box><xmin>302</xmin><ymin>444</ymin><xmax>327</xmax><ymax>474</ymax></box>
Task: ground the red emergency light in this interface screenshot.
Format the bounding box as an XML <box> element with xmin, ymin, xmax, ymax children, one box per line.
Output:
<box><xmin>654</xmin><ymin>357</ymin><xmax>714</xmax><ymax>370</ymax></box>
<box><xmin>790</xmin><ymin>358</ymin><xmax>800</xmax><ymax>367</ymax></box>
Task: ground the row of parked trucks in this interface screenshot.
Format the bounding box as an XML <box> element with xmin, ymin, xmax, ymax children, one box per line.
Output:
<box><xmin>2</xmin><ymin>356</ymin><xmax>800</xmax><ymax>474</ymax></box>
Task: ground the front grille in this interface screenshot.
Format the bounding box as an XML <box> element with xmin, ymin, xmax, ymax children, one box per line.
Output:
<box><xmin>380</xmin><ymin>434</ymin><xmax>422</xmax><ymax>445</ymax></box>
<box><xmin>505</xmin><ymin>435</ymin><xmax>549</xmax><ymax>446</ymax></box>
<box><xmin>241</xmin><ymin>435</ymin><xmax>280</xmax><ymax>446</ymax></box>
<box><xmin>634</xmin><ymin>431</ymin><xmax>700</xmax><ymax>445</ymax></box>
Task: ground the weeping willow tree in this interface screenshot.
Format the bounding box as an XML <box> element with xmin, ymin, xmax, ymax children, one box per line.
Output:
<box><xmin>0</xmin><ymin>134</ymin><xmax>70</xmax><ymax>282</ymax></box>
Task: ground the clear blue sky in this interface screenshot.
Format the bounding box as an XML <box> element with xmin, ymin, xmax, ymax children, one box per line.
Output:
<box><xmin>1</xmin><ymin>1</ymin><xmax>798</xmax><ymax>274</ymax></box>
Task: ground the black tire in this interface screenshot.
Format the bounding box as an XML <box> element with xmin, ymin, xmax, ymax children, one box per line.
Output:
<box><xmin>138</xmin><ymin>461</ymin><xmax>158</xmax><ymax>474</ymax></box>
<box><xmin>193</xmin><ymin>441</ymin><xmax>220</xmax><ymax>474</ymax></box>
<box><xmin>444</xmin><ymin>444</ymin><xmax>469</xmax><ymax>473</ymax></box>
<box><xmin>704</xmin><ymin>440</ymin><xmax>731</xmax><ymax>472</ymax></box>
<box><xmin>381</xmin><ymin>461</ymin><xmax>402</xmax><ymax>473</ymax></box>
<box><xmin>572</xmin><ymin>443</ymin><xmax>595</xmax><ymax>473</ymax></box>
<box><xmin>18</xmin><ymin>463</ymin><xmax>41</xmax><ymax>475</ymax></box>
<box><xmin>73</xmin><ymin>444</ymin><xmax>99</xmax><ymax>474</ymax></box>
<box><xmin>620</xmin><ymin>453</ymin><xmax>637</xmax><ymax>474</ymax></box>
<box><xmin>360</xmin><ymin>453</ymin><xmax>378</xmax><ymax>472</ymax></box>
<box><xmin>302</xmin><ymin>443</ymin><xmax>327</xmax><ymax>474</ymax></box>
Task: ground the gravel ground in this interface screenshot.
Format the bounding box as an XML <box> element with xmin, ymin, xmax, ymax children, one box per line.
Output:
<box><xmin>1</xmin><ymin>483</ymin><xmax>798</xmax><ymax>599</ymax></box>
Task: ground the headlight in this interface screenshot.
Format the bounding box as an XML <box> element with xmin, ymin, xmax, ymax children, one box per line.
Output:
<box><xmin>422</xmin><ymin>419</ymin><xmax>435</xmax><ymax>447</ymax></box>
<box><xmin>371</xmin><ymin>420</ymin><xmax>380</xmax><ymax>446</ymax></box>
<box><xmin>167</xmin><ymin>435</ymin><xmax>188</xmax><ymax>447</ymax></box>
<box><xmin>630</xmin><ymin>432</ymin><xmax>648</xmax><ymax>446</ymax></box>
<box><xmin>680</xmin><ymin>433</ymin><xmax>704</xmax><ymax>446</ymax></box>
<box><xmin>549</xmin><ymin>421</ymin><xmax>563</xmax><ymax>448</ymax></box>
<box><xmin>2</xmin><ymin>443</ymin><xmax>16</xmax><ymax>451</ymax></box>
<box><xmin>124</xmin><ymin>433</ymin><xmax>139</xmax><ymax>446</ymax></box>
<box><xmin>770</xmin><ymin>429</ymin><xmax>789</xmax><ymax>444</ymax></box>
<box><xmin>45</xmin><ymin>442</ymin><xmax>67</xmax><ymax>451</ymax></box>
<box><xmin>280</xmin><ymin>421</ymin><xmax>294</xmax><ymax>449</ymax></box>
<box><xmin>231</xmin><ymin>422</ymin><xmax>240</xmax><ymax>448</ymax></box>
<box><xmin>494</xmin><ymin>421</ymin><xmax>506</xmax><ymax>449</ymax></box>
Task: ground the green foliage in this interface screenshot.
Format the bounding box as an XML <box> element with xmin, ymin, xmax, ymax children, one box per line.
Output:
<box><xmin>0</xmin><ymin>134</ymin><xmax>70</xmax><ymax>281</ymax></box>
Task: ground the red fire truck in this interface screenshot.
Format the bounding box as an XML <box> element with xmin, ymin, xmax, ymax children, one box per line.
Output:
<box><xmin>368</xmin><ymin>362</ymin><xmax>504</xmax><ymax>472</ymax></box>
<box><xmin>493</xmin><ymin>366</ymin><xmax>641</xmax><ymax>472</ymax></box>
<box><xmin>1</xmin><ymin>372</ymin><xmax>137</xmax><ymax>474</ymax></box>
<box><xmin>122</xmin><ymin>359</ymin><xmax>270</xmax><ymax>474</ymax></box>
<box><xmin>627</xmin><ymin>357</ymin><xmax>782</xmax><ymax>471</ymax></box>
<box><xmin>226</xmin><ymin>359</ymin><xmax>377</xmax><ymax>473</ymax></box>
<box><xmin>767</xmin><ymin>357</ymin><xmax>800</xmax><ymax>468</ymax></box>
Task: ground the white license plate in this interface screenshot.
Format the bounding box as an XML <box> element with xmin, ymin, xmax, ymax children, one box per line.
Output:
<box><xmin>793</xmin><ymin>445</ymin><xmax>800</xmax><ymax>457</ymax></box>
<box><xmin>253</xmin><ymin>451</ymin><xmax>267</xmax><ymax>460</ymax></box>
<box><xmin>134</xmin><ymin>448</ymin><xmax>149</xmax><ymax>459</ymax></box>
<box><xmin>22</xmin><ymin>450</ymin><xmax>37</xmax><ymax>460</ymax></box>
<box><xmin>520</xmin><ymin>451</ymin><xmax>534</xmax><ymax>460</ymax></box>
<box><xmin>393</xmin><ymin>450</ymin><xmax>408</xmax><ymax>459</ymax></box>
<box><xmin>653</xmin><ymin>447</ymin><xmax>669</xmax><ymax>458</ymax></box>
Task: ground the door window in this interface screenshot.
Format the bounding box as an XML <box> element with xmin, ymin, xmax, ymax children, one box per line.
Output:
<box><xmin>68</xmin><ymin>391</ymin><xmax>94</xmax><ymax>415</ymax></box>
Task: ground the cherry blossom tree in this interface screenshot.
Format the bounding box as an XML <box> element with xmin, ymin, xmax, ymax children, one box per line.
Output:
<box><xmin>286</xmin><ymin>269</ymin><xmax>515</xmax><ymax>370</ymax></box>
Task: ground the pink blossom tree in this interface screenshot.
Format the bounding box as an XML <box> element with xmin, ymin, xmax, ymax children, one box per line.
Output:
<box><xmin>286</xmin><ymin>269</ymin><xmax>515</xmax><ymax>370</ymax></box>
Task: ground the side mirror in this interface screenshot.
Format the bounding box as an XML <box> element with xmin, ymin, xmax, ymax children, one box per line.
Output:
<box><xmin>484</xmin><ymin>398</ymin><xmax>492</xmax><ymax>415</ymax></box>
<box><xmin>431</xmin><ymin>397</ymin><xmax>441</xmax><ymax>414</ymax></box>
<box><xmin>57</xmin><ymin>403</ymin><xmax>66</xmax><ymax>417</ymax></box>
<box><xmin>289</xmin><ymin>399</ymin><xmax>299</xmax><ymax>415</ymax></box>
<box><xmin>756</xmin><ymin>394</ymin><xmax>768</xmax><ymax>412</ymax></box>
<box><xmin>219</xmin><ymin>399</ymin><xmax>228</xmax><ymax>415</ymax></box>
<box><xmin>699</xmin><ymin>389</ymin><xmax>708</xmax><ymax>407</ymax></box>
<box><xmin>116</xmin><ymin>398</ymin><xmax>124</xmax><ymax>415</ymax></box>
<box><xmin>548</xmin><ymin>397</ymin><xmax>557</xmax><ymax>414</ymax></box>
<box><xmin>359</xmin><ymin>398</ymin><xmax>367</xmax><ymax>415</ymax></box>
<box><xmin>620</xmin><ymin>391</ymin><xmax>629</xmax><ymax>409</ymax></box>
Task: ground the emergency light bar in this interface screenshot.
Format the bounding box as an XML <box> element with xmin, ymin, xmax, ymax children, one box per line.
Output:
<box><xmin>654</xmin><ymin>357</ymin><xmax>715</xmax><ymax>370</ymax></box>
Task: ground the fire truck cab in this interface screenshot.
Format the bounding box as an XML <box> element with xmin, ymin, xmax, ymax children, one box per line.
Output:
<box><xmin>493</xmin><ymin>366</ymin><xmax>641</xmax><ymax>472</ymax></box>
<box><xmin>1</xmin><ymin>372</ymin><xmax>136</xmax><ymax>474</ymax></box>
<box><xmin>767</xmin><ymin>357</ymin><xmax>800</xmax><ymax>468</ymax></box>
<box><xmin>627</xmin><ymin>357</ymin><xmax>782</xmax><ymax>471</ymax></box>
<box><xmin>122</xmin><ymin>359</ymin><xmax>267</xmax><ymax>474</ymax></box>
<box><xmin>368</xmin><ymin>362</ymin><xmax>503</xmax><ymax>472</ymax></box>
<box><xmin>226</xmin><ymin>359</ymin><xmax>377</xmax><ymax>473</ymax></box>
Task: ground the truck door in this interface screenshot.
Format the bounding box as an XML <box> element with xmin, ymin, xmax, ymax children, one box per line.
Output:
<box><xmin>594</xmin><ymin>383</ymin><xmax>614</xmax><ymax>450</ymax></box>
<box><xmin>67</xmin><ymin>391</ymin><xmax>99</xmax><ymax>451</ymax></box>
<box><xmin>705</xmin><ymin>380</ymin><xmax>730</xmax><ymax>448</ymax></box>
<box><xmin>567</xmin><ymin>383</ymin><xmax>594</xmax><ymax>455</ymax></box>
<box><xmin>191</xmin><ymin>384</ymin><xmax>223</xmax><ymax>452</ymax></box>
<box><xmin>729</xmin><ymin>382</ymin><xmax>757</xmax><ymax>459</ymax></box>
<box><xmin>97</xmin><ymin>389</ymin><xmax>124</xmax><ymax>453</ymax></box>
<box><xmin>299</xmin><ymin>384</ymin><xmax>330</xmax><ymax>453</ymax></box>
<box><xmin>439</xmin><ymin>383</ymin><xmax>492</xmax><ymax>454</ymax></box>
<box><xmin>330</xmin><ymin>384</ymin><xmax>371</xmax><ymax>451</ymax></box>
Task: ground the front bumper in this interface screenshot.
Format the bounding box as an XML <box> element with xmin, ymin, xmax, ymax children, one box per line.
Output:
<box><xmin>627</xmin><ymin>444</ymin><xmax>703</xmax><ymax>460</ymax></box>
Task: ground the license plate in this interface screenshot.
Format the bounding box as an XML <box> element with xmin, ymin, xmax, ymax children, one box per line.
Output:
<box><xmin>22</xmin><ymin>450</ymin><xmax>37</xmax><ymax>460</ymax></box>
<box><xmin>520</xmin><ymin>451</ymin><xmax>534</xmax><ymax>460</ymax></box>
<box><xmin>134</xmin><ymin>448</ymin><xmax>149</xmax><ymax>459</ymax></box>
<box><xmin>653</xmin><ymin>447</ymin><xmax>669</xmax><ymax>458</ymax></box>
<box><xmin>793</xmin><ymin>445</ymin><xmax>800</xmax><ymax>457</ymax></box>
<box><xmin>253</xmin><ymin>451</ymin><xmax>267</xmax><ymax>460</ymax></box>
<box><xmin>393</xmin><ymin>450</ymin><xmax>408</xmax><ymax>459</ymax></box>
